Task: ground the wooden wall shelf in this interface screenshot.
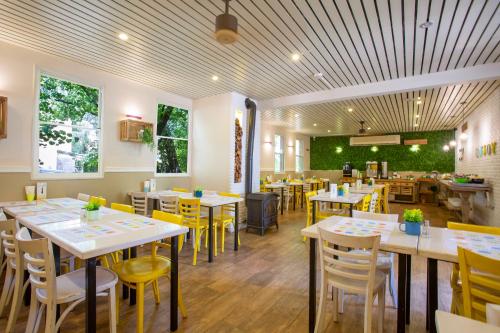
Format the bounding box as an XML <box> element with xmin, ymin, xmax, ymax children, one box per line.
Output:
<box><xmin>120</xmin><ymin>119</ymin><xmax>153</xmax><ymax>143</ymax></box>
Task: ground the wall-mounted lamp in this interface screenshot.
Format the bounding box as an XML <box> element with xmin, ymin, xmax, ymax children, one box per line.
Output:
<box><xmin>263</xmin><ymin>141</ymin><xmax>272</xmax><ymax>145</ymax></box>
<box><xmin>126</xmin><ymin>114</ymin><xmax>143</xmax><ymax>120</ymax></box>
<box><xmin>371</xmin><ymin>146</ymin><xmax>378</xmax><ymax>152</ymax></box>
<box><xmin>443</xmin><ymin>144</ymin><xmax>450</xmax><ymax>152</ymax></box>
<box><xmin>410</xmin><ymin>144</ymin><xmax>420</xmax><ymax>152</ymax></box>
<box><xmin>335</xmin><ymin>146</ymin><xmax>342</xmax><ymax>154</ymax></box>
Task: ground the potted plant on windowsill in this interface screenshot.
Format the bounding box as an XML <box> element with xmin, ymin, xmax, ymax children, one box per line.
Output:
<box><xmin>400</xmin><ymin>208</ymin><xmax>424</xmax><ymax>236</ymax></box>
<box><xmin>83</xmin><ymin>201</ymin><xmax>101</xmax><ymax>221</ymax></box>
<box><xmin>194</xmin><ymin>187</ymin><xmax>203</xmax><ymax>198</ymax></box>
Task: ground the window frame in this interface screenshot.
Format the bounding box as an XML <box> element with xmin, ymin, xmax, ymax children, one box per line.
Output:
<box><xmin>154</xmin><ymin>101</ymin><xmax>192</xmax><ymax>178</ymax></box>
<box><xmin>32</xmin><ymin>68</ymin><xmax>104</xmax><ymax>180</ymax></box>
<box><xmin>274</xmin><ymin>134</ymin><xmax>285</xmax><ymax>173</ymax></box>
<box><xmin>295</xmin><ymin>139</ymin><xmax>304</xmax><ymax>173</ymax></box>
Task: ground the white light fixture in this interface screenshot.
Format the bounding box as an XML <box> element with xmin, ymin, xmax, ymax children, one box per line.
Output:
<box><xmin>295</xmin><ymin>114</ymin><xmax>299</xmax><ymax>118</ymax></box>
<box><xmin>371</xmin><ymin>146</ymin><xmax>378</xmax><ymax>152</ymax></box>
<box><xmin>410</xmin><ymin>144</ymin><xmax>420</xmax><ymax>152</ymax></box>
<box><xmin>416</xmin><ymin>100</ymin><xmax>422</xmax><ymax>105</ymax></box>
<box><xmin>419</xmin><ymin>21</ymin><xmax>433</xmax><ymax>29</ymax></box>
<box><xmin>449</xmin><ymin>140</ymin><xmax>457</xmax><ymax>147</ymax></box>
<box><xmin>414</xmin><ymin>123</ymin><xmax>419</xmax><ymax>127</ymax></box>
<box><xmin>348</xmin><ymin>108</ymin><xmax>353</xmax><ymax>112</ymax></box>
<box><xmin>214</xmin><ymin>0</ymin><xmax>239</xmax><ymax>44</ymax></box>
<box><xmin>336</xmin><ymin>147</ymin><xmax>342</xmax><ymax>154</ymax></box>
<box><xmin>367</xmin><ymin>127</ymin><xmax>371</xmax><ymax>130</ymax></box>
<box><xmin>212</xmin><ymin>75</ymin><xmax>219</xmax><ymax>81</ymax></box>
<box><xmin>327</xmin><ymin>130</ymin><xmax>331</xmax><ymax>133</ymax></box>
<box><xmin>460</xmin><ymin>132</ymin><xmax>468</xmax><ymax>140</ymax></box>
<box><xmin>415</xmin><ymin>114</ymin><xmax>420</xmax><ymax>118</ymax></box>
<box><xmin>313</xmin><ymin>123</ymin><xmax>317</xmax><ymax>127</ymax></box>
<box><xmin>291</xmin><ymin>53</ymin><xmax>301</xmax><ymax>62</ymax></box>
<box><xmin>118</xmin><ymin>33</ymin><xmax>129</xmax><ymax>41</ymax></box>
<box><xmin>443</xmin><ymin>144</ymin><xmax>450</xmax><ymax>152</ymax></box>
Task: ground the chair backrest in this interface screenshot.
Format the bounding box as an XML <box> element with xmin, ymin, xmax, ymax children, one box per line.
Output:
<box><xmin>110</xmin><ymin>203</ymin><xmax>135</xmax><ymax>214</ymax></box>
<box><xmin>1</xmin><ymin>219</ymin><xmax>18</xmax><ymax>269</ymax></box>
<box><xmin>77</xmin><ymin>193</ymin><xmax>90</xmax><ymax>202</ymax></box>
<box><xmin>151</xmin><ymin>210</ymin><xmax>184</xmax><ymax>252</ymax></box>
<box><xmin>360</xmin><ymin>194</ymin><xmax>371</xmax><ymax>212</ymax></box>
<box><xmin>318</xmin><ymin>225</ymin><xmax>381</xmax><ymax>297</ymax></box>
<box><xmin>447</xmin><ymin>222</ymin><xmax>500</xmax><ymax>235</ymax></box>
<box><xmin>458</xmin><ymin>246</ymin><xmax>500</xmax><ymax>321</ymax></box>
<box><xmin>173</xmin><ymin>187</ymin><xmax>189</xmax><ymax>193</ymax></box>
<box><xmin>305</xmin><ymin>191</ymin><xmax>317</xmax><ymax>219</ymax></box>
<box><xmin>303</xmin><ymin>183</ymin><xmax>311</xmax><ymax>192</ymax></box>
<box><xmin>383</xmin><ymin>184</ymin><xmax>390</xmax><ymax>213</ymax></box>
<box><xmin>352</xmin><ymin>210</ymin><xmax>399</xmax><ymax>223</ymax></box>
<box><xmin>131</xmin><ymin>192</ymin><xmax>147</xmax><ymax>216</ymax></box>
<box><xmin>89</xmin><ymin>196</ymin><xmax>107</xmax><ymax>207</ymax></box>
<box><xmin>369</xmin><ymin>192</ymin><xmax>379</xmax><ymax>212</ymax></box>
<box><xmin>16</xmin><ymin>227</ymin><xmax>56</xmax><ymax>306</ymax></box>
<box><xmin>218</xmin><ymin>192</ymin><xmax>240</xmax><ymax>215</ymax></box>
<box><xmin>178</xmin><ymin>198</ymin><xmax>201</xmax><ymax>227</ymax></box>
<box><xmin>159</xmin><ymin>195</ymin><xmax>179</xmax><ymax>214</ymax></box>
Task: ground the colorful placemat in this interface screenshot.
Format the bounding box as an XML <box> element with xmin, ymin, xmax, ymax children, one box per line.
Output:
<box><xmin>44</xmin><ymin>198</ymin><xmax>85</xmax><ymax>208</ymax></box>
<box><xmin>22</xmin><ymin>211</ymin><xmax>80</xmax><ymax>225</ymax></box>
<box><xmin>53</xmin><ymin>224</ymin><xmax>122</xmax><ymax>243</ymax></box>
<box><xmin>451</xmin><ymin>231</ymin><xmax>500</xmax><ymax>259</ymax></box>
<box><xmin>7</xmin><ymin>204</ymin><xmax>57</xmax><ymax>214</ymax></box>
<box><xmin>111</xmin><ymin>217</ymin><xmax>156</xmax><ymax>230</ymax></box>
<box><xmin>331</xmin><ymin>218</ymin><xmax>396</xmax><ymax>240</ymax></box>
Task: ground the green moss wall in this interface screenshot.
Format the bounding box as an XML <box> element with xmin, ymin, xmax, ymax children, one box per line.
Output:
<box><xmin>310</xmin><ymin>130</ymin><xmax>455</xmax><ymax>172</ymax></box>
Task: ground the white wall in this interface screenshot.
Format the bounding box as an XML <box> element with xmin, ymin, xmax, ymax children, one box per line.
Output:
<box><xmin>456</xmin><ymin>87</ymin><xmax>500</xmax><ymax>226</ymax></box>
<box><xmin>260</xmin><ymin>123</ymin><xmax>310</xmax><ymax>174</ymax></box>
<box><xmin>0</xmin><ymin>40</ymin><xmax>192</xmax><ymax>174</ymax></box>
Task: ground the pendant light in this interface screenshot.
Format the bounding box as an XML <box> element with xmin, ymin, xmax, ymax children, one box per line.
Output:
<box><xmin>214</xmin><ymin>0</ymin><xmax>239</xmax><ymax>44</ymax></box>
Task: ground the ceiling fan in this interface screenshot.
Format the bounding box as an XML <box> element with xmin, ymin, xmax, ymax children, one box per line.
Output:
<box><xmin>214</xmin><ymin>0</ymin><xmax>239</xmax><ymax>44</ymax></box>
<box><xmin>358</xmin><ymin>121</ymin><xmax>367</xmax><ymax>135</ymax></box>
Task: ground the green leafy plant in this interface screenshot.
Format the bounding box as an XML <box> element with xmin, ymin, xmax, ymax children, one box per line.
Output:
<box><xmin>141</xmin><ymin>127</ymin><xmax>155</xmax><ymax>151</ymax></box>
<box><xmin>403</xmin><ymin>209</ymin><xmax>424</xmax><ymax>223</ymax></box>
<box><xmin>84</xmin><ymin>201</ymin><xmax>101</xmax><ymax>211</ymax></box>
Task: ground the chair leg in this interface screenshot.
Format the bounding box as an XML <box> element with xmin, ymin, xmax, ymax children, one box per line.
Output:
<box><xmin>178</xmin><ymin>282</ymin><xmax>187</xmax><ymax>318</ymax></box>
<box><xmin>377</xmin><ymin>285</ymin><xmax>386</xmax><ymax>333</ymax></box>
<box><xmin>45</xmin><ymin>301</ymin><xmax>57</xmax><ymax>333</ymax></box>
<box><xmin>364</xmin><ymin>295</ymin><xmax>373</xmax><ymax>333</ymax></box>
<box><xmin>214</xmin><ymin>225</ymin><xmax>218</xmax><ymax>257</ymax></box>
<box><xmin>314</xmin><ymin>273</ymin><xmax>328</xmax><ymax>333</ymax></box>
<box><xmin>152</xmin><ymin>280</ymin><xmax>160</xmax><ymax>304</ymax></box>
<box><xmin>338</xmin><ymin>289</ymin><xmax>344</xmax><ymax>314</ymax></box>
<box><xmin>136</xmin><ymin>283</ymin><xmax>145</xmax><ymax>333</ymax></box>
<box><xmin>193</xmin><ymin>229</ymin><xmax>201</xmax><ymax>266</ymax></box>
<box><xmin>25</xmin><ymin>288</ymin><xmax>39</xmax><ymax>333</ymax></box>
<box><xmin>0</xmin><ymin>267</ymin><xmax>14</xmax><ymax>316</ymax></box>
<box><xmin>221</xmin><ymin>223</ymin><xmax>225</xmax><ymax>253</ymax></box>
<box><xmin>6</xmin><ymin>269</ymin><xmax>26</xmax><ymax>333</ymax></box>
<box><xmin>115</xmin><ymin>283</ymin><xmax>120</xmax><ymax>324</ymax></box>
<box><xmin>332</xmin><ymin>288</ymin><xmax>339</xmax><ymax>322</ymax></box>
<box><xmin>389</xmin><ymin>265</ymin><xmax>397</xmax><ymax>307</ymax></box>
<box><xmin>109</xmin><ymin>286</ymin><xmax>117</xmax><ymax>333</ymax></box>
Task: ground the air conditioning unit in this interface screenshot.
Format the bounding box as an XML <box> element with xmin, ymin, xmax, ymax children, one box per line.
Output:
<box><xmin>350</xmin><ymin>135</ymin><xmax>400</xmax><ymax>146</ymax></box>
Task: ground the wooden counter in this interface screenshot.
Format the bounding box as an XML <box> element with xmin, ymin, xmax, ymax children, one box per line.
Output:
<box><xmin>375</xmin><ymin>179</ymin><xmax>418</xmax><ymax>203</ymax></box>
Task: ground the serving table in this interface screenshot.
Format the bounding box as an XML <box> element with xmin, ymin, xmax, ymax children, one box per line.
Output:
<box><xmin>6</xmin><ymin>198</ymin><xmax>188</xmax><ymax>332</ymax></box>
<box><xmin>439</xmin><ymin>180</ymin><xmax>492</xmax><ymax>223</ymax></box>
<box><xmin>143</xmin><ymin>190</ymin><xmax>243</xmax><ymax>263</ymax></box>
<box><xmin>301</xmin><ymin>216</ymin><xmax>419</xmax><ymax>333</ymax></box>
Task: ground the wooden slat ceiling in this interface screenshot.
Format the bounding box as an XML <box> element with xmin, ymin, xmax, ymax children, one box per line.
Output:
<box><xmin>262</xmin><ymin>80</ymin><xmax>500</xmax><ymax>135</ymax></box>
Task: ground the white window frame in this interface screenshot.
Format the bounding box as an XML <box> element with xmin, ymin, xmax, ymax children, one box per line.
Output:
<box><xmin>154</xmin><ymin>101</ymin><xmax>192</xmax><ymax>177</ymax></box>
<box><xmin>274</xmin><ymin>134</ymin><xmax>285</xmax><ymax>173</ymax></box>
<box><xmin>32</xmin><ymin>68</ymin><xmax>104</xmax><ymax>180</ymax></box>
<box><xmin>295</xmin><ymin>139</ymin><xmax>304</xmax><ymax>173</ymax></box>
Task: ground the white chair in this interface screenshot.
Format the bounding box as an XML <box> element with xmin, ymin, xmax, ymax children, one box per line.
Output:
<box><xmin>276</xmin><ymin>186</ymin><xmax>294</xmax><ymax>211</ymax></box>
<box><xmin>17</xmin><ymin>227</ymin><xmax>118</xmax><ymax>333</ymax></box>
<box><xmin>486</xmin><ymin>303</ymin><xmax>500</xmax><ymax>327</ymax></box>
<box><xmin>77</xmin><ymin>193</ymin><xmax>90</xmax><ymax>202</ymax></box>
<box><xmin>159</xmin><ymin>195</ymin><xmax>178</xmax><ymax>214</ymax></box>
<box><xmin>350</xmin><ymin>210</ymin><xmax>399</xmax><ymax>307</ymax></box>
<box><xmin>131</xmin><ymin>192</ymin><xmax>148</xmax><ymax>216</ymax></box>
<box><xmin>368</xmin><ymin>192</ymin><xmax>379</xmax><ymax>213</ymax></box>
<box><xmin>317</xmin><ymin>189</ymin><xmax>349</xmax><ymax>217</ymax></box>
<box><xmin>316</xmin><ymin>225</ymin><xmax>386</xmax><ymax>333</ymax></box>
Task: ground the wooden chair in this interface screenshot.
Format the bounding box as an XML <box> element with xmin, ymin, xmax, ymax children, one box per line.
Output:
<box><xmin>458</xmin><ymin>246</ymin><xmax>500</xmax><ymax>322</ymax></box>
<box><xmin>90</xmin><ymin>196</ymin><xmax>107</xmax><ymax>207</ymax></box>
<box><xmin>111</xmin><ymin>211</ymin><xmax>187</xmax><ymax>333</ymax></box>
<box><xmin>448</xmin><ymin>221</ymin><xmax>500</xmax><ymax>315</ymax></box>
<box><xmin>276</xmin><ymin>186</ymin><xmax>294</xmax><ymax>211</ymax></box>
<box><xmin>214</xmin><ymin>192</ymin><xmax>241</xmax><ymax>253</ymax></box>
<box><xmin>131</xmin><ymin>192</ymin><xmax>148</xmax><ymax>216</ymax></box>
<box><xmin>17</xmin><ymin>227</ymin><xmax>118</xmax><ymax>333</ymax></box>
<box><xmin>77</xmin><ymin>193</ymin><xmax>90</xmax><ymax>202</ymax></box>
<box><xmin>351</xmin><ymin>210</ymin><xmax>399</xmax><ymax>307</ymax></box>
<box><xmin>316</xmin><ymin>226</ymin><xmax>386</xmax><ymax>333</ymax></box>
<box><xmin>368</xmin><ymin>192</ymin><xmax>379</xmax><ymax>213</ymax></box>
<box><xmin>110</xmin><ymin>203</ymin><xmax>135</xmax><ymax>214</ymax></box>
<box><xmin>159</xmin><ymin>195</ymin><xmax>179</xmax><ymax>214</ymax></box>
<box><xmin>173</xmin><ymin>187</ymin><xmax>189</xmax><ymax>193</ymax></box>
<box><xmin>179</xmin><ymin>198</ymin><xmax>218</xmax><ymax>265</ymax></box>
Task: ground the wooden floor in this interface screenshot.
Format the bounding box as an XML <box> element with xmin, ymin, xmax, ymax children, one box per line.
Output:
<box><xmin>2</xmin><ymin>202</ymin><xmax>457</xmax><ymax>332</ymax></box>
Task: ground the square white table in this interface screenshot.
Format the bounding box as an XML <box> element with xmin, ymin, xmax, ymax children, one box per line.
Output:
<box><xmin>436</xmin><ymin>310</ymin><xmax>500</xmax><ymax>333</ymax></box>
<box><xmin>144</xmin><ymin>191</ymin><xmax>243</xmax><ymax>263</ymax></box>
<box><xmin>15</xmin><ymin>203</ymin><xmax>188</xmax><ymax>332</ymax></box>
<box><xmin>301</xmin><ymin>215</ymin><xmax>419</xmax><ymax>333</ymax></box>
<box><xmin>310</xmin><ymin>192</ymin><xmax>366</xmax><ymax>217</ymax></box>
<box><xmin>264</xmin><ymin>184</ymin><xmax>287</xmax><ymax>215</ymax></box>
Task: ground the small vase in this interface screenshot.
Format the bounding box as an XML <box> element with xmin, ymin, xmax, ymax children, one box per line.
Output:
<box><xmin>86</xmin><ymin>210</ymin><xmax>100</xmax><ymax>221</ymax></box>
<box><xmin>194</xmin><ymin>190</ymin><xmax>203</xmax><ymax>198</ymax></box>
<box><xmin>337</xmin><ymin>189</ymin><xmax>344</xmax><ymax>197</ymax></box>
<box><xmin>399</xmin><ymin>221</ymin><xmax>421</xmax><ymax>236</ymax></box>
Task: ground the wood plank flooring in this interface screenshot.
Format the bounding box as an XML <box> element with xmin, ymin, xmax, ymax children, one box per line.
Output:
<box><xmin>1</xmin><ymin>202</ymin><xmax>456</xmax><ymax>332</ymax></box>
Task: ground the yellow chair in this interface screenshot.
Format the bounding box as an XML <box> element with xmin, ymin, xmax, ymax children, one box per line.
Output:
<box><xmin>448</xmin><ymin>222</ymin><xmax>500</xmax><ymax>315</ymax></box>
<box><xmin>381</xmin><ymin>184</ymin><xmax>390</xmax><ymax>213</ymax></box>
<box><xmin>458</xmin><ymin>246</ymin><xmax>500</xmax><ymax>322</ymax></box>
<box><xmin>374</xmin><ymin>188</ymin><xmax>383</xmax><ymax>213</ymax></box>
<box><xmin>173</xmin><ymin>187</ymin><xmax>189</xmax><ymax>193</ymax></box>
<box><xmin>214</xmin><ymin>192</ymin><xmax>241</xmax><ymax>253</ymax></box>
<box><xmin>303</xmin><ymin>191</ymin><xmax>318</xmax><ymax>241</ymax></box>
<box><xmin>179</xmin><ymin>198</ymin><xmax>218</xmax><ymax>266</ymax></box>
<box><xmin>112</xmin><ymin>211</ymin><xmax>187</xmax><ymax>333</ymax></box>
<box><xmin>358</xmin><ymin>194</ymin><xmax>372</xmax><ymax>212</ymax></box>
<box><xmin>110</xmin><ymin>203</ymin><xmax>135</xmax><ymax>214</ymax></box>
<box><xmin>89</xmin><ymin>196</ymin><xmax>107</xmax><ymax>207</ymax></box>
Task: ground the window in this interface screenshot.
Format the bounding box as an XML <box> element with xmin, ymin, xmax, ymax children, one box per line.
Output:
<box><xmin>295</xmin><ymin>139</ymin><xmax>304</xmax><ymax>173</ymax></box>
<box><xmin>35</xmin><ymin>73</ymin><xmax>102</xmax><ymax>178</ymax></box>
<box><xmin>156</xmin><ymin>104</ymin><xmax>189</xmax><ymax>175</ymax></box>
<box><xmin>274</xmin><ymin>134</ymin><xmax>284</xmax><ymax>173</ymax></box>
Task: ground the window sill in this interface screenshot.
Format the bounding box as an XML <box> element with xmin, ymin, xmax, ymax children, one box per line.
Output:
<box><xmin>31</xmin><ymin>172</ymin><xmax>104</xmax><ymax>180</ymax></box>
<box><xmin>154</xmin><ymin>173</ymin><xmax>191</xmax><ymax>178</ymax></box>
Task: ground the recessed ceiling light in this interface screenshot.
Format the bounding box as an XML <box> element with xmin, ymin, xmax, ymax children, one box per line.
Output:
<box><xmin>419</xmin><ymin>21</ymin><xmax>433</xmax><ymax>29</ymax></box>
<box><xmin>415</xmin><ymin>114</ymin><xmax>420</xmax><ymax>118</ymax></box>
<box><xmin>367</xmin><ymin>127</ymin><xmax>371</xmax><ymax>130</ymax></box>
<box><xmin>414</xmin><ymin>123</ymin><xmax>419</xmax><ymax>127</ymax></box>
<box><xmin>416</xmin><ymin>100</ymin><xmax>422</xmax><ymax>105</ymax></box>
<box><xmin>118</xmin><ymin>33</ymin><xmax>129</xmax><ymax>41</ymax></box>
<box><xmin>313</xmin><ymin>123</ymin><xmax>317</xmax><ymax>127</ymax></box>
<box><xmin>212</xmin><ymin>75</ymin><xmax>219</xmax><ymax>81</ymax></box>
<box><xmin>348</xmin><ymin>108</ymin><xmax>353</xmax><ymax>112</ymax></box>
<box><xmin>291</xmin><ymin>53</ymin><xmax>301</xmax><ymax>62</ymax></box>
<box><xmin>327</xmin><ymin>130</ymin><xmax>331</xmax><ymax>133</ymax></box>
<box><xmin>295</xmin><ymin>114</ymin><xmax>299</xmax><ymax>117</ymax></box>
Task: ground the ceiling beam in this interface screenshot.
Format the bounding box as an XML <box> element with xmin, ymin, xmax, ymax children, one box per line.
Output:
<box><xmin>259</xmin><ymin>63</ymin><xmax>500</xmax><ymax>110</ymax></box>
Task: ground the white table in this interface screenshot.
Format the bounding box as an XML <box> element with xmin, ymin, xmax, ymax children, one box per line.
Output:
<box><xmin>350</xmin><ymin>184</ymin><xmax>385</xmax><ymax>194</ymax></box>
<box><xmin>418</xmin><ymin>227</ymin><xmax>500</xmax><ymax>333</ymax></box>
<box><xmin>310</xmin><ymin>191</ymin><xmax>366</xmax><ymax>217</ymax></box>
<box><xmin>265</xmin><ymin>184</ymin><xmax>287</xmax><ymax>214</ymax></box>
<box><xmin>436</xmin><ymin>310</ymin><xmax>500</xmax><ymax>333</ymax></box>
<box><xmin>0</xmin><ymin>200</ymin><xmax>35</xmax><ymax>209</ymax></box>
<box><xmin>17</xmin><ymin>207</ymin><xmax>188</xmax><ymax>333</ymax></box>
<box><xmin>301</xmin><ymin>216</ymin><xmax>419</xmax><ymax>333</ymax></box>
<box><xmin>142</xmin><ymin>190</ymin><xmax>244</xmax><ymax>263</ymax></box>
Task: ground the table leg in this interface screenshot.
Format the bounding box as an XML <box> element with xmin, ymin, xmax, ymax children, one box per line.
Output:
<box><xmin>427</xmin><ymin>258</ymin><xmax>438</xmax><ymax>333</ymax></box>
<box><xmin>293</xmin><ymin>185</ymin><xmax>296</xmax><ymax>210</ymax></box>
<box><xmin>208</xmin><ymin>207</ymin><xmax>214</xmax><ymax>263</ymax></box>
<box><xmin>312</xmin><ymin>199</ymin><xmax>316</xmax><ymax>225</ymax></box>
<box><xmin>301</xmin><ymin>185</ymin><xmax>304</xmax><ymax>208</ymax></box>
<box><xmin>234</xmin><ymin>202</ymin><xmax>239</xmax><ymax>251</ymax></box>
<box><xmin>397</xmin><ymin>253</ymin><xmax>407</xmax><ymax>333</ymax></box>
<box><xmin>458</xmin><ymin>192</ymin><xmax>472</xmax><ymax>223</ymax></box>
<box><xmin>309</xmin><ymin>237</ymin><xmax>317</xmax><ymax>333</ymax></box>
<box><xmin>130</xmin><ymin>247</ymin><xmax>137</xmax><ymax>305</ymax></box>
<box><xmin>170</xmin><ymin>236</ymin><xmax>179</xmax><ymax>331</ymax></box>
<box><xmin>122</xmin><ymin>249</ymin><xmax>129</xmax><ymax>300</ymax></box>
<box><xmin>349</xmin><ymin>204</ymin><xmax>353</xmax><ymax>217</ymax></box>
<box><xmin>280</xmin><ymin>187</ymin><xmax>284</xmax><ymax>215</ymax></box>
<box><xmin>24</xmin><ymin>229</ymin><xmax>32</xmax><ymax>306</ymax></box>
<box><xmin>86</xmin><ymin>257</ymin><xmax>97</xmax><ymax>333</ymax></box>
<box><xmin>53</xmin><ymin>244</ymin><xmax>61</xmax><ymax>324</ymax></box>
<box><xmin>406</xmin><ymin>255</ymin><xmax>412</xmax><ymax>324</ymax></box>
